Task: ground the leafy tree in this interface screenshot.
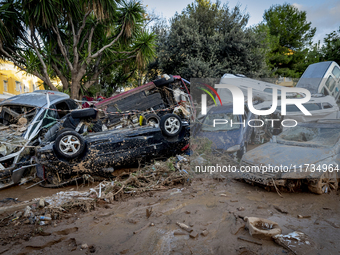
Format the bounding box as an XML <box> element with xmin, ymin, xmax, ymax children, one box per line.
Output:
<box><xmin>149</xmin><ymin>0</ymin><xmax>267</xmax><ymax>79</ymax></box>
<box><xmin>0</xmin><ymin>0</ymin><xmax>156</xmax><ymax>98</ymax></box>
<box><xmin>262</xmin><ymin>3</ymin><xmax>316</xmax><ymax>77</ymax></box>
<box><xmin>321</xmin><ymin>27</ymin><xmax>340</xmax><ymax>64</ymax></box>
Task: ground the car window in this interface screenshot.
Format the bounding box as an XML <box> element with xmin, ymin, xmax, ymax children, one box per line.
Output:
<box><xmin>55</xmin><ymin>101</ymin><xmax>70</xmax><ymax>118</ymax></box>
<box><xmin>321</xmin><ymin>87</ymin><xmax>329</xmax><ymax>96</ymax></box>
<box><xmin>332</xmin><ymin>66</ymin><xmax>340</xmax><ymax>79</ymax></box>
<box><xmin>326</xmin><ymin>75</ymin><xmax>336</xmax><ymax>91</ymax></box>
<box><xmin>66</xmin><ymin>99</ymin><xmax>79</xmax><ymax>110</ymax></box>
<box><xmin>41</xmin><ymin>105</ymin><xmax>59</xmax><ymax>128</ymax></box>
<box><xmin>202</xmin><ymin>113</ymin><xmax>240</xmax><ymax>132</ymax></box>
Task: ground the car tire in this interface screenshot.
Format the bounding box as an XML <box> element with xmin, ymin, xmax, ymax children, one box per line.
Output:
<box><xmin>160</xmin><ymin>114</ymin><xmax>182</xmax><ymax>137</ymax></box>
<box><xmin>308</xmin><ymin>171</ymin><xmax>338</xmax><ymax>194</ymax></box>
<box><xmin>71</xmin><ymin>108</ymin><xmax>97</xmax><ymax>119</ymax></box>
<box><xmin>142</xmin><ymin>114</ymin><xmax>161</xmax><ymax>125</ymax></box>
<box><xmin>54</xmin><ymin>130</ymin><xmax>85</xmax><ymax>159</ymax></box>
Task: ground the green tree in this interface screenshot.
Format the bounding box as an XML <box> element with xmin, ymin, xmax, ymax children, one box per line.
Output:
<box><xmin>321</xmin><ymin>27</ymin><xmax>340</xmax><ymax>64</ymax></box>
<box><xmin>0</xmin><ymin>0</ymin><xmax>155</xmax><ymax>99</ymax></box>
<box><xmin>149</xmin><ymin>0</ymin><xmax>267</xmax><ymax>79</ymax></box>
<box><xmin>262</xmin><ymin>3</ymin><xmax>316</xmax><ymax>77</ymax></box>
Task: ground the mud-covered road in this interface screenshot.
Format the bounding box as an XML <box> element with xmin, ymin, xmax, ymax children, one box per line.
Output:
<box><xmin>1</xmin><ymin>175</ymin><xmax>339</xmax><ymax>255</ymax></box>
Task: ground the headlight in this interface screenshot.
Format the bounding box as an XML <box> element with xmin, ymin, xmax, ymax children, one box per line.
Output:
<box><xmin>227</xmin><ymin>145</ymin><xmax>240</xmax><ymax>152</ymax></box>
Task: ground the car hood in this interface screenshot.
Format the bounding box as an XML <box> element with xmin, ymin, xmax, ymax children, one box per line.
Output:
<box><xmin>243</xmin><ymin>142</ymin><xmax>334</xmax><ymax>166</ymax></box>
<box><xmin>198</xmin><ymin>129</ymin><xmax>242</xmax><ymax>150</ymax></box>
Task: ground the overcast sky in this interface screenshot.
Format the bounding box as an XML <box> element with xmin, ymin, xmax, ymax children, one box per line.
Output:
<box><xmin>142</xmin><ymin>0</ymin><xmax>340</xmax><ymax>44</ymax></box>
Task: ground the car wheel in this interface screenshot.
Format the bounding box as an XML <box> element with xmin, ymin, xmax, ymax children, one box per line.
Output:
<box><xmin>308</xmin><ymin>171</ymin><xmax>338</xmax><ymax>194</ymax></box>
<box><xmin>160</xmin><ymin>114</ymin><xmax>182</xmax><ymax>137</ymax></box>
<box><xmin>54</xmin><ymin>131</ymin><xmax>85</xmax><ymax>159</ymax></box>
<box><xmin>143</xmin><ymin>114</ymin><xmax>160</xmax><ymax>126</ymax></box>
<box><xmin>237</xmin><ymin>144</ymin><xmax>247</xmax><ymax>159</ymax></box>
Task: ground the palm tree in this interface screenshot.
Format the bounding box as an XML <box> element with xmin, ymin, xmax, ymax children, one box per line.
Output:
<box><xmin>0</xmin><ymin>0</ymin><xmax>156</xmax><ymax>98</ymax></box>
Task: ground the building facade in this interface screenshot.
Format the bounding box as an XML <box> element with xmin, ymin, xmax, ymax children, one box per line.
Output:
<box><xmin>0</xmin><ymin>60</ymin><xmax>44</xmax><ymax>96</ymax></box>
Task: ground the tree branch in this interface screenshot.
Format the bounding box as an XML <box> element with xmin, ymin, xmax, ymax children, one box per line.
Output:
<box><xmin>88</xmin><ymin>25</ymin><xmax>96</xmax><ymax>57</ymax></box>
<box><xmin>75</xmin><ymin>10</ymin><xmax>91</xmax><ymax>45</ymax></box>
<box><xmin>84</xmin><ymin>55</ymin><xmax>136</xmax><ymax>89</ymax></box>
<box><xmin>51</xmin><ymin>63</ymin><xmax>69</xmax><ymax>91</ymax></box>
<box><xmin>79</xmin><ymin>30</ymin><xmax>90</xmax><ymax>52</ymax></box>
<box><xmin>29</xmin><ymin>25</ymin><xmax>57</xmax><ymax>91</ymax></box>
<box><xmin>51</xmin><ymin>21</ymin><xmax>74</xmax><ymax>71</ymax></box>
<box><xmin>89</xmin><ymin>23</ymin><xmax>126</xmax><ymax>59</ymax></box>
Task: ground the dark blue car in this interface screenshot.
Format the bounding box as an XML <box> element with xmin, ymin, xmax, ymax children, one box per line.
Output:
<box><xmin>193</xmin><ymin>104</ymin><xmax>255</xmax><ymax>159</ymax></box>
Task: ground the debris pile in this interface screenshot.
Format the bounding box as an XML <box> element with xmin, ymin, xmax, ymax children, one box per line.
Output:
<box><xmin>88</xmin><ymin>155</ymin><xmax>191</xmax><ymax>203</ymax></box>
<box><xmin>0</xmin><ymin>155</ymin><xmax>191</xmax><ymax>227</ymax></box>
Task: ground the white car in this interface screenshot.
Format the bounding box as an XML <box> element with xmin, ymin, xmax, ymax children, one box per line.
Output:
<box><xmin>0</xmin><ymin>91</ymin><xmax>79</xmax><ymax>189</ymax></box>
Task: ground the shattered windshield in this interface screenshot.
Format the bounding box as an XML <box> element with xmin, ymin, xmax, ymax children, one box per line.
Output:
<box><xmin>278</xmin><ymin>126</ymin><xmax>340</xmax><ymax>147</ymax></box>
<box><xmin>201</xmin><ymin>113</ymin><xmax>241</xmax><ymax>132</ymax></box>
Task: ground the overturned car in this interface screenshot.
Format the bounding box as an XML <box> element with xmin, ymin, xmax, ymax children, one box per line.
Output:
<box><xmin>37</xmin><ymin>114</ymin><xmax>189</xmax><ymax>187</ymax></box>
<box><xmin>95</xmin><ymin>74</ymin><xmax>194</xmax><ymax>129</ymax></box>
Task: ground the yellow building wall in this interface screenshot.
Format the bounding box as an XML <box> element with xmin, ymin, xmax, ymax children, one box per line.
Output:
<box><xmin>0</xmin><ymin>61</ymin><xmax>44</xmax><ymax>95</ymax></box>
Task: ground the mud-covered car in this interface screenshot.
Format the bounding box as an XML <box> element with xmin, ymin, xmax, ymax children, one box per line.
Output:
<box><xmin>240</xmin><ymin>120</ymin><xmax>340</xmax><ymax>194</ymax></box>
<box><xmin>192</xmin><ymin>104</ymin><xmax>255</xmax><ymax>159</ymax></box>
<box><xmin>37</xmin><ymin>114</ymin><xmax>189</xmax><ymax>187</ymax></box>
<box><xmin>0</xmin><ymin>91</ymin><xmax>79</xmax><ymax>189</ymax></box>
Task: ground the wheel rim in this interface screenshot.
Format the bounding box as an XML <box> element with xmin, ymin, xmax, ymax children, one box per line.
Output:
<box><xmin>164</xmin><ymin>117</ymin><xmax>180</xmax><ymax>134</ymax></box>
<box><xmin>59</xmin><ymin>135</ymin><xmax>81</xmax><ymax>155</ymax></box>
<box><xmin>320</xmin><ymin>172</ymin><xmax>338</xmax><ymax>193</ymax></box>
<box><xmin>309</xmin><ymin>171</ymin><xmax>338</xmax><ymax>194</ymax></box>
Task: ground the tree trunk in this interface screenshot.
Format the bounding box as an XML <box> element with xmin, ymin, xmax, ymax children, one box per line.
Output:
<box><xmin>70</xmin><ymin>80</ymin><xmax>80</xmax><ymax>99</ymax></box>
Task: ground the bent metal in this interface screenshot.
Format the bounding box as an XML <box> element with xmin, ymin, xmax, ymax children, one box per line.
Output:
<box><xmin>213</xmin><ymin>118</ymin><xmax>298</xmax><ymax>128</ymax></box>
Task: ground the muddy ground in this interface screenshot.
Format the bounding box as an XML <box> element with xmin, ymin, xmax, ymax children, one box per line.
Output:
<box><xmin>1</xmin><ymin>175</ymin><xmax>340</xmax><ymax>255</ymax></box>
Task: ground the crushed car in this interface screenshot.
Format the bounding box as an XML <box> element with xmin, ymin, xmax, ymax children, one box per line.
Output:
<box><xmin>240</xmin><ymin>120</ymin><xmax>340</xmax><ymax>194</ymax></box>
<box><xmin>192</xmin><ymin>104</ymin><xmax>255</xmax><ymax>159</ymax></box>
<box><xmin>0</xmin><ymin>91</ymin><xmax>79</xmax><ymax>189</ymax></box>
<box><xmin>37</xmin><ymin>113</ymin><xmax>190</xmax><ymax>187</ymax></box>
<box><xmin>253</xmin><ymin>94</ymin><xmax>339</xmax><ymax>135</ymax></box>
<box><xmin>95</xmin><ymin>74</ymin><xmax>194</xmax><ymax>129</ymax></box>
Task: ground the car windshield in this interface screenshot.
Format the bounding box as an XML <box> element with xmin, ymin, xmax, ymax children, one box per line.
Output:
<box><xmin>277</xmin><ymin>126</ymin><xmax>340</xmax><ymax>147</ymax></box>
<box><xmin>201</xmin><ymin>113</ymin><xmax>241</xmax><ymax>132</ymax></box>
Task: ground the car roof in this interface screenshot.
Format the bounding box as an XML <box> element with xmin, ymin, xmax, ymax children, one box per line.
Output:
<box><xmin>0</xmin><ymin>90</ymin><xmax>69</xmax><ymax>108</ymax></box>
